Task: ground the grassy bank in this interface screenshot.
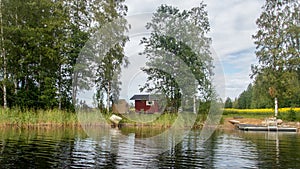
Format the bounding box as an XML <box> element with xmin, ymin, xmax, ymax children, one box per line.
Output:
<box><xmin>0</xmin><ymin>108</ymin><xmax>78</xmax><ymax>127</ymax></box>
<box><xmin>119</xmin><ymin>113</ymin><xmax>179</xmax><ymax>127</ymax></box>
<box><xmin>98</xmin><ymin>112</ymin><xmax>197</xmax><ymax>128</ymax></box>
<box><xmin>4</xmin><ymin>107</ymin><xmax>299</xmax><ymax>128</ymax></box>
<box><xmin>223</xmin><ymin>108</ymin><xmax>300</xmax><ymax>121</ymax></box>
<box><xmin>0</xmin><ymin>108</ymin><xmax>200</xmax><ymax>128</ymax></box>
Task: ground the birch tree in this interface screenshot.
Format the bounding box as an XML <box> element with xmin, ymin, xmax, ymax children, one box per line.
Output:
<box><xmin>252</xmin><ymin>0</ymin><xmax>300</xmax><ymax>108</ymax></box>
<box><xmin>140</xmin><ymin>4</ymin><xmax>213</xmax><ymax>113</ymax></box>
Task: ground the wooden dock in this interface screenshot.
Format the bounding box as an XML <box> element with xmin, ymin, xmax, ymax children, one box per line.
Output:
<box><xmin>237</xmin><ymin>124</ymin><xmax>297</xmax><ymax>132</ymax></box>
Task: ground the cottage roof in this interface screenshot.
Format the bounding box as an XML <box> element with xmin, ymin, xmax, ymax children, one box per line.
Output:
<box><xmin>130</xmin><ymin>94</ymin><xmax>158</xmax><ymax>101</ymax></box>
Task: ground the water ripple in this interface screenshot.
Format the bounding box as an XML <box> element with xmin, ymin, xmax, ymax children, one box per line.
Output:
<box><xmin>0</xmin><ymin>129</ymin><xmax>300</xmax><ymax>168</ymax></box>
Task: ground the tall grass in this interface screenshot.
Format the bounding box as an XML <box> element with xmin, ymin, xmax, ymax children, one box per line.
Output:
<box><xmin>118</xmin><ymin>113</ymin><xmax>178</xmax><ymax>127</ymax></box>
<box><xmin>118</xmin><ymin>112</ymin><xmax>198</xmax><ymax>128</ymax></box>
<box><xmin>0</xmin><ymin>107</ymin><xmax>202</xmax><ymax>128</ymax></box>
<box><xmin>0</xmin><ymin>108</ymin><xmax>78</xmax><ymax>127</ymax></box>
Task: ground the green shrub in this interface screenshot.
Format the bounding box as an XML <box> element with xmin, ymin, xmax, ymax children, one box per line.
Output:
<box><xmin>287</xmin><ymin>109</ymin><xmax>296</xmax><ymax>122</ymax></box>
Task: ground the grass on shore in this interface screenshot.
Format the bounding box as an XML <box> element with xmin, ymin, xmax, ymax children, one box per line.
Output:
<box><xmin>0</xmin><ymin>108</ymin><xmax>199</xmax><ymax>128</ymax></box>
<box><xmin>123</xmin><ymin>112</ymin><xmax>200</xmax><ymax>128</ymax></box>
<box><xmin>2</xmin><ymin>106</ymin><xmax>300</xmax><ymax>128</ymax></box>
<box><xmin>120</xmin><ymin>113</ymin><xmax>179</xmax><ymax>127</ymax></box>
<box><xmin>0</xmin><ymin>108</ymin><xmax>78</xmax><ymax>127</ymax></box>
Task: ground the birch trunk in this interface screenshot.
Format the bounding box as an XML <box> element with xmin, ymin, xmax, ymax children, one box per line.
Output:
<box><xmin>107</xmin><ymin>81</ymin><xmax>110</xmax><ymax>113</ymax></box>
<box><xmin>0</xmin><ymin>0</ymin><xmax>7</xmax><ymax>109</ymax></box>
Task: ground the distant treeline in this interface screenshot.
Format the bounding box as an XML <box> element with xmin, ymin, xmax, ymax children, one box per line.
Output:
<box><xmin>225</xmin><ymin>82</ymin><xmax>300</xmax><ymax>109</ymax></box>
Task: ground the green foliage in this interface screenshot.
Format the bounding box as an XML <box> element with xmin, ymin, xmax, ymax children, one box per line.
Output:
<box><xmin>224</xmin><ymin>97</ymin><xmax>233</xmax><ymax>108</ymax></box>
<box><xmin>0</xmin><ymin>107</ymin><xmax>78</xmax><ymax>126</ymax></box>
<box><xmin>140</xmin><ymin>4</ymin><xmax>213</xmax><ymax>113</ymax></box>
<box><xmin>0</xmin><ymin>0</ymin><xmax>128</xmax><ymax>111</ymax></box>
<box><xmin>73</xmin><ymin>0</ymin><xmax>129</xmax><ymax>112</ymax></box>
<box><xmin>287</xmin><ymin>109</ymin><xmax>297</xmax><ymax>122</ymax></box>
<box><xmin>251</xmin><ymin>0</ymin><xmax>300</xmax><ymax>108</ymax></box>
<box><xmin>234</xmin><ymin>84</ymin><xmax>253</xmax><ymax>109</ymax></box>
<box><xmin>118</xmin><ymin>112</ymin><xmax>200</xmax><ymax>128</ymax></box>
<box><xmin>277</xmin><ymin>109</ymin><xmax>300</xmax><ymax>122</ymax></box>
<box><xmin>233</xmin><ymin>0</ymin><xmax>300</xmax><ymax>109</ymax></box>
<box><xmin>250</xmin><ymin>75</ymin><xmax>274</xmax><ymax>108</ymax></box>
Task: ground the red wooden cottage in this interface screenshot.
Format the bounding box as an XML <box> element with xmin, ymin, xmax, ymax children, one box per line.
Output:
<box><xmin>130</xmin><ymin>94</ymin><xmax>159</xmax><ymax>113</ymax></box>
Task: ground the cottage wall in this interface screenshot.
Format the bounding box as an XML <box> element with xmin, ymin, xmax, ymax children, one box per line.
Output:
<box><xmin>135</xmin><ymin>100</ymin><xmax>159</xmax><ymax>113</ymax></box>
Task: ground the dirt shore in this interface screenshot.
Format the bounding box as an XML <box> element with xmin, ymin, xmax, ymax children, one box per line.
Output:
<box><xmin>221</xmin><ymin>117</ymin><xmax>300</xmax><ymax>131</ymax></box>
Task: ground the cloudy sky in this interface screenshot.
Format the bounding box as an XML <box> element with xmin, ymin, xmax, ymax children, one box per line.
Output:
<box><xmin>120</xmin><ymin>0</ymin><xmax>264</xmax><ymax>100</ymax></box>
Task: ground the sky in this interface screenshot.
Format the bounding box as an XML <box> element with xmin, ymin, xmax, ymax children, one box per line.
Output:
<box><xmin>120</xmin><ymin>0</ymin><xmax>264</xmax><ymax>100</ymax></box>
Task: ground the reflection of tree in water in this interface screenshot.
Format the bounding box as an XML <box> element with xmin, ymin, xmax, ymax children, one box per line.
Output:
<box><xmin>154</xmin><ymin>130</ymin><xmax>218</xmax><ymax>168</ymax></box>
<box><xmin>238</xmin><ymin>132</ymin><xmax>300</xmax><ymax>168</ymax></box>
<box><xmin>0</xmin><ymin>128</ymin><xmax>83</xmax><ymax>168</ymax></box>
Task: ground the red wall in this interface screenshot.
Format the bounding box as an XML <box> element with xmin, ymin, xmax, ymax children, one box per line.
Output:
<box><xmin>135</xmin><ymin>100</ymin><xmax>159</xmax><ymax>113</ymax></box>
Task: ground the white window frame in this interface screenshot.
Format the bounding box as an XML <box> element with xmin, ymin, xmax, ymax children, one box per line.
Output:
<box><xmin>146</xmin><ymin>101</ymin><xmax>154</xmax><ymax>106</ymax></box>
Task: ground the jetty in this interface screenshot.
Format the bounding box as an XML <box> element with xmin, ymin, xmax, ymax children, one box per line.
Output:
<box><xmin>229</xmin><ymin>119</ymin><xmax>298</xmax><ymax>132</ymax></box>
<box><xmin>237</xmin><ymin>123</ymin><xmax>297</xmax><ymax>132</ymax></box>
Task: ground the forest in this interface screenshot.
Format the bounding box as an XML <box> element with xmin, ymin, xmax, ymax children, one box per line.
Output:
<box><xmin>0</xmin><ymin>0</ymin><xmax>299</xmax><ymax>112</ymax></box>
<box><xmin>0</xmin><ymin>0</ymin><xmax>215</xmax><ymax>113</ymax></box>
<box><xmin>0</xmin><ymin>0</ymin><xmax>129</xmax><ymax>110</ymax></box>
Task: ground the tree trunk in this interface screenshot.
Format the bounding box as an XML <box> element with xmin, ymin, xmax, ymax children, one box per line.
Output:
<box><xmin>3</xmin><ymin>56</ymin><xmax>7</xmax><ymax>109</ymax></box>
<box><xmin>107</xmin><ymin>81</ymin><xmax>110</xmax><ymax>113</ymax></box>
<box><xmin>72</xmin><ymin>72</ymin><xmax>78</xmax><ymax>106</ymax></box>
<box><xmin>193</xmin><ymin>94</ymin><xmax>197</xmax><ymax>114</ymax></box>
<box><xmin>14</xmin><ymin>80</ymin><xmax>17</xmax><ymax>94</ymax></box>
<box><xmin>58</xmin><ymin>66</ymin><xmax>62</xmax><ymax>110</ymax></box>
<box><xmin>0</xmin><ymin>0</ymin><xmax>7</xmax><ymax>109</ymax></box>
<box><xmin>14</xmin><ymin>7</ymin><xmax>18</xmax><ymax>95</ymax></box>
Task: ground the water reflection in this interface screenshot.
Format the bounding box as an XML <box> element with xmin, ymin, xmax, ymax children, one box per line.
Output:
<box><xmin>237</xmin><ymin>131</ymin><xmax>300</xmax><ymax>169</ymax></box>
<box><xmin>0</xmin><ymin>127</ymin><xmax>84</xmax><ymax>168</ymax></box>
<box><xmin>213</xmin><ymin>133</ymin><xmax>259</xmax><ymax>168</ymax></box>
<box><xmin>0</xmin><ymin>127</ymin><xmax>299</xmax><ymax>168</ymax></box>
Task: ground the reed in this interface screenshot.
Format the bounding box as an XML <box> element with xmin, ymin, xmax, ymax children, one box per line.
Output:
<box><xmin>0</xmin><ymin>107</ymin><xmax>202</xmax><ymax>128</ymax></box>
<box><xmin>117</xmin><ymin>113</ymin><xmax>178</xmax><ymax>127</ymax></box>
<box><xmin>0</xmin><ymin>107</ymin><xmax>78</xmax><ymax>127</ymax></box>
<box><xmin>118</xmin><ymin>112</ymin><xmax>198</xmax><ymax>128</ymax></box>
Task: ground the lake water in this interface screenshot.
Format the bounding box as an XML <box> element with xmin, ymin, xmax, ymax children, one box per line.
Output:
<box><xmin>0</xmin><ymin>127</ymin><xmax>300</xmax><ymax>168</ymax></box>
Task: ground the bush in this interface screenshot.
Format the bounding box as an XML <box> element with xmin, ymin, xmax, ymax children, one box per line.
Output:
<box><xmin>287</xmin><ymin>109</ymin><xmax>296</xmax><ymax>122</ymax></box>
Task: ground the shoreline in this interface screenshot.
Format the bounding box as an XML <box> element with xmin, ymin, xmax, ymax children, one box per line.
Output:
<box><xmin>220</xmin><ymin>117</ymin><xmax>300</xmax><ymax>132</ymax></box>
<box><xmin>0</xmin><ymin>121</ymin><xmax>299</xmax><ymax>134</ymax></box>
<box><xmin>0</xmin><ymin>107</ymin><xmax>299</xmax><ymax>132</ymax></box>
